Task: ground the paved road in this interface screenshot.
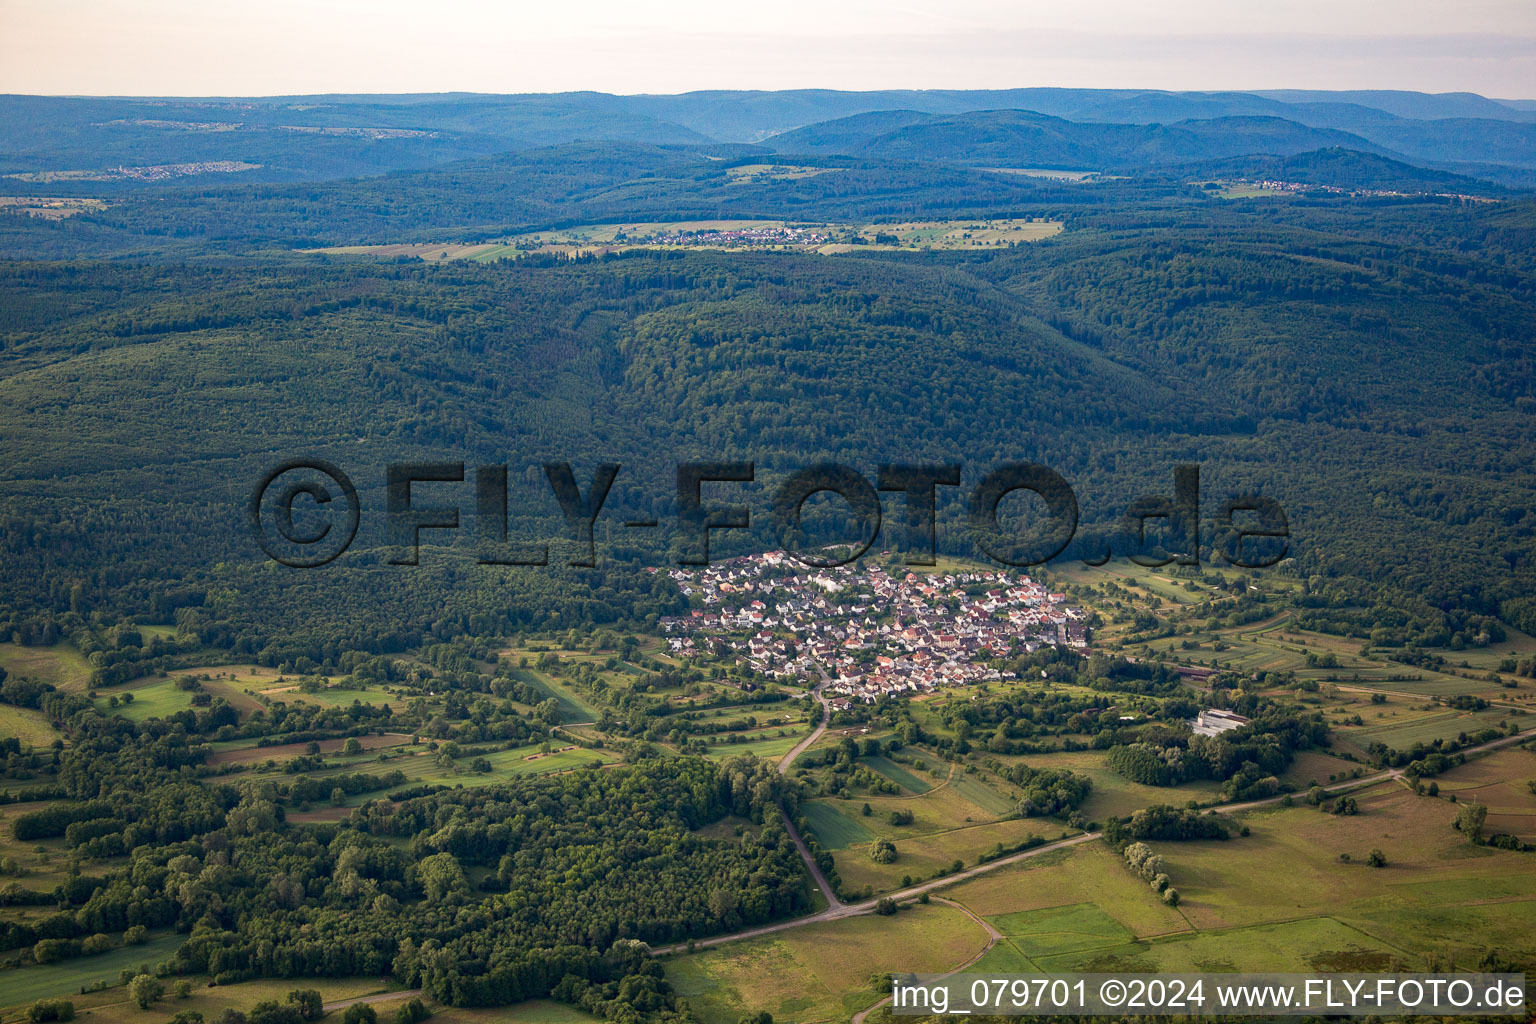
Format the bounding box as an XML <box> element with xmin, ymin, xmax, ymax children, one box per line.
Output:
<box><xmin>775</xmin><ymin>664</ymin><xmax>844</xmax><ymax>910</ymax></box>
<box><xmin>322</xmin><ymin>990</ymin><xmax>424</xmax><ymax>1012</ymax></box>
<box><xmin>777</xmin><ymin>666</ymin><xmax>834</xmax><ymax>776</ymax></box>
<box><xmin>654</xmin><ymin>724</ymin><xmax>1534</xmax><ymax>957</ymax></box>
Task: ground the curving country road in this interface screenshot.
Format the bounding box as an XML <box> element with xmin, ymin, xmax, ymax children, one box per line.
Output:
<box><xmin>775</xmin><ymin>664</ymin><xmax>844</xmax><ymax>910</ymax></box>
<box><xmin>849</xmin><ymin>897</ymin><xmax>1002</xmax><ymax>1024</ymax></box>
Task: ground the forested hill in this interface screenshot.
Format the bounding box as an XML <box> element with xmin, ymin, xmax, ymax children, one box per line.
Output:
<box><xmin>3</xmin><ymin>88</ymin><xmax>1535</xmax><ymax>188</ymax></box>
<box><xmin>766</xmin><ymin>110</ymin><xmax>1395</xmax><ymax>168</ymax></box>
<box><xmin>1</xmin><ymin>191</ymin><xmax>1533</xmax><ymax>662</ymax></box>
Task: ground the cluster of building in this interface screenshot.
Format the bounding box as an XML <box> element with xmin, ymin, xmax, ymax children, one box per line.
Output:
<box><xmin>641</xmin><ymin>225</ymin><xmax>831</xmax><ymax>247</ymax></box>
<box><xmin>1231</xmin><ymin>178</ymin><xmax>1491</xmax><ymax>202</ymax></box>
<box><xmin>658</xmin><ymin>552</ymin><xmax>1088</xmax><ymax>703</ymax></box>
<box><xmin>6</xmin><ymin>161</ymin><xmax>261</xmax><ymax>184</ymax></box>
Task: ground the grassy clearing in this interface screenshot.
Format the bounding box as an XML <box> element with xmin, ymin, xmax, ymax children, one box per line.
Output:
<box><xmin>0</xmin><ymin>801</ymin><xmax>120</xmax><ymax>891</ymax></box>
<box><xmin>206</xmin><ymin>732</ymin><xmax>413</xmax><ymax>765</ymax></box>
<box><xmin>664</xmin><ymin>901</ymin><xmax>986</xmax><ymax>1024</ymax></box>
<box><xmin>500</xmin><ymin>667</ymin><xmax>599</xmax><ymax>724</ymax></box>
<box><xmin>692</xmin><ymin>815</ymin><xmax>760</xmax><ymax>841</ymax></box>
<box><xmin>833</xmin><ymin>818</ymin><xmax>1066</xmax><ymax>895</ymax></box>
<box><xmin>19</xmin><ymin>977</ymin><xmax>402</xmax><ymax>1024</ymax></box>
<box><xmin>703</xmin><ymin>731</ymin><xmax>802</xmax><ymax>760</ymax></box>
<box><xmin>988</xmin><ymin>748</ymin><xmax>1223</xmax><ymax>822</ymax></box>
<box><xmin>328</xmin><ymin>743</ymin><xmax>618</xmax><ymax>793</ymax></box>
<box><xmin>0</xmin><ymin>704</ymin><xmax>62</xmax><ymax>748</ymax></box>
<box><xmin>0</xmin><ymin>643</ymin><xmax>93</xmax><ymax>692</ymax></box>
<box><xmin>428</xmin><ymin>1003</ymin><xmax>602</xmax><ymax>1024</ymax></box>
<box><xmin>724</xmin><ymin>164</ymin><xmax>838</xmax><ymax>185</ymax></box>
<box><xmin>0</xmin><ymin>932</ymin><xmax>184</xmax><ymax>1009</ymax></box>
<box><xmin>95</xmin><ymin>677</ymin><xmax>196</xmax><ymax>721</ymax></box>
<box><xmin>265</xmin><ymin>683</ymin><xmax>403</xmax><ymax>712</ymax></box>
<box><xmin>980</xmin><ymin>167</ymin><xmax>1098</xmax><ymax>181</ymax></box>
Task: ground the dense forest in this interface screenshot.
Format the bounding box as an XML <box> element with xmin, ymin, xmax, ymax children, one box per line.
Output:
<box><xmin>2</xmin><ymin>184</ymin><xmax>1534</xmax><ymax>661</ymax></box>
<box><xmin>0</xmin><ymin>671</ymin><xmax>809</xmax><ymax>1019</ymax></box>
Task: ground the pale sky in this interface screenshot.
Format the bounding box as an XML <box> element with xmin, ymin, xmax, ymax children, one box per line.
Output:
<box><xmin>2</xmin><ymin>0</ymin><xmax>1534</xmax><ymax>98</ymax></box>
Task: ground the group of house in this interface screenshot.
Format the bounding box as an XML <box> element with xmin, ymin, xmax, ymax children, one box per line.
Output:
<box><xmin>657</xmin><ymin>552</ymin><xmax>1088</xmax><ymax>702</ymax></box>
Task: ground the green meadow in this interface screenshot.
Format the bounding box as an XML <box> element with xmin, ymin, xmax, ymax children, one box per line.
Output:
<box><xmin>0</xmin><ymin>643</ymin><xmax>93</xmax><ymax>692</ymax></box>
<box><xmin>0</xmin><ymin>932</ymin><xmax>184</xmax><ymax>1008</ymax></box>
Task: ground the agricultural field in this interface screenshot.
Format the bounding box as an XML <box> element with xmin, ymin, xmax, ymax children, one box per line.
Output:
<box><xmin>860</xmin><ymin>756</ymin><xmax>931</xmax><ymax>794</ymax></box>
<box><xmin>724</xmin><ymin>164</ymin><xmax>839</xmax><ymax>185</ymax></box>
<box><xmin>1150</xmin><ymin>776</ymin><xmax>1536</xmax><ymax>967</ymax></box>
<box><xmin>991</xmin><ymin>901</ymin><xmax>1136</xmax><ymax>959</ymax></box>
<box><xmin>1209</xmin><ymin>181</ymin><xmax>1299</xmax><ymax>199</ymax></box>
<box><xmin>664</xmin><ymin>901</ymin><xmax>987</xmax><ymax>1024</ymax></box>
<box><xmin>1034</xmin><ymin>916</ymin><xmax>1407</xmax><ymax>973</ymax></box>
<box><xmin>258</xmin><ymin>680</ymin><xmax>405</xmax><ymax>712</ymax></box>
<box><xmin>979</xmin><ymin>167</ymin><xmax>1099</xmax><ymax>181</ymax></box>
<box><xmin>799</xmin><ymin>800</ymin><xmax>876</xmax><ymax>850</ymax></box>
<box><xmin>842</xmin><ymin>218</ymin><xmax>1062</xmax><ymax>249</ymax></box>
<box><xmin>925</xmin><ymin>771</ymin><xmax>1536</xmax><ymax>979</ymax></box>
<box><xmin>1277</xmin><ymin>747</ymin><xmax>1371</xmax><ymax>789</ymax></box>
<box><xmin>1410</xmin><ymin>747</ymin><xmax>1536</xmax><ymax>840</ymax></box>
<box><xmin>942</xmin><ymin>842</ymin><xmax>1190</xmax><ymax>941</ymax></box>
<box><xmin>0</xmin><ymin>196</ymin><xmax>109</xmax><ymax>220</ymax></box>
<box><xmin>1316</xmin><ymin>687</ymin><xmax>1524</xmax><ymax>757</ymax></box>
<box><xmin>310</xmin><ymin>241</ymin><xmax>502</xmax><ymax>260</ymax></box>
<box><xmin>799</xmin><ymin>752</ymin><xmax>1072</xmax><ymax>894</ymax></box>
<box><xmin>1054</xmin><ymin>558</ymin><xmax>1536</xmax><ymax>707</ymax></box>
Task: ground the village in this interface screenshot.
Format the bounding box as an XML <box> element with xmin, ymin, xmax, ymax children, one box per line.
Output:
<box><xmin>637</xmin><ymin>224</ymin><xmax>832</xmax><ymax>247</ymax></box>
<box><xmin>658</xmin><ymin>552</ymin><xmax>1089</xmax><ymax>706</ymax></box>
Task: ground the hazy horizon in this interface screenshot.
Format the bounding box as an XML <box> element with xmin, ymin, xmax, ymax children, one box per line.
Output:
<box><xmin>2</xmin><ymin>0</ymin><xmax>1534</xmax><ymax>99</ymax></box>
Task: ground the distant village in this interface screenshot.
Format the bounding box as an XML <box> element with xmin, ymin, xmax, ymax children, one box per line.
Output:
<box><xmin>635</xmin><ymin>225</ymin><xmax>830</xmax><ymax>247</ymax></box>
<box><xmin>658</xmin><ymin>552</ymin><xmax>1088</xmax><ymax>705</ymax></box>
<box><xmin>1227</xmin><ymin>177</ymin><xmax>1496</xmax><ymax>203</ymax></box>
